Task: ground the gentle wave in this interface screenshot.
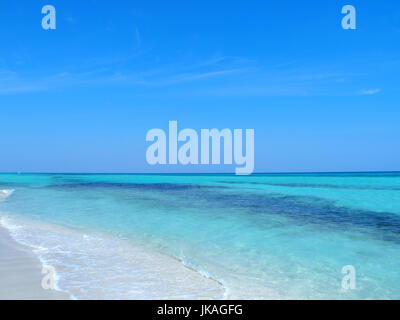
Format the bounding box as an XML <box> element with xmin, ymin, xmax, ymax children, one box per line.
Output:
<box><xmin>2</xmin><ymin>173</ymin><xmax>400</xmax><ymax>299</ymax></box>
<box><xmin>0</xmin><ymin>214</ymin><xmax>226</xmax><ymax>300</ymax></box>
<box><xmin>0</xmin><ymin>189</ymin><xmax>14</xmax><ymax>201</ymax></box>
<box><xmin>0</xmin><ymin>214</ymin><xmax>74</xmax><ymax>299</ymax></box>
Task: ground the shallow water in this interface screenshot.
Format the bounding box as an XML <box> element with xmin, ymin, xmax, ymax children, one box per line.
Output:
<box><xmin>0</xmin><ymin>173</ymin><xmax>399</xmax><ymax>299</ymax></box>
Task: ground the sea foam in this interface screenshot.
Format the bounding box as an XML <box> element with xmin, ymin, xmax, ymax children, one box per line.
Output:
<box><xmin>0</xmin><ymin>215</ymin><xmax>225</xmax><ymax>300</ymax></box>
<box><xmin>0</xmin><ymin>190</ymin><xmax>14</xmax><ymax>201</ymax></box>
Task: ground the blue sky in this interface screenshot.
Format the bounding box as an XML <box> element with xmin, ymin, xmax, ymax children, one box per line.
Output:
<box><xmin>0</xmin><ymin>0</ymin><xmax>399</xmax><ymax>173</ymax></box>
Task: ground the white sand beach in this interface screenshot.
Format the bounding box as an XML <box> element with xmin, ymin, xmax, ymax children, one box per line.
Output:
<box><xmin>0</xmin><ymin>225</ymin><xmax>70</xmax><ymax>300</ymax></box>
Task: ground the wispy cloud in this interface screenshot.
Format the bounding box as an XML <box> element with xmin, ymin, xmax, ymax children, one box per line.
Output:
<box><xmin>152</xmin><ymin>68</ymin><xmax>253</xmax><ymax>86</ymax></box>
<box><xmin>64</xmin><ymin>15</ymin><xmax>77</xmax><ymax>24</ymax></box>
<box><xmin>0</xmin><ymin>52</ymin><xmax>258</xmax><ymax>95</ymax></box>
<box><xmin>0</xmin><ymin>69</ymin><xmax>44</xmax><ymax>94</ymax></box>
<box><xmin>0</xmin><ymin>53</ymin><xmax>374</xmax><ymax>98</ymax></box>
<box><xmin>360</xmin><ymin>88</ymin><xmax>381</xmax><ymax>95</ymax></box>
<box><xmin>134</xmin><ymin>27</ymin><xmax>142</xmax><ymax>50</ymax></box>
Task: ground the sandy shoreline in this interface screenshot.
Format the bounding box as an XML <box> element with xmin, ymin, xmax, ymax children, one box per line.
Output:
<box><xmin>0</xmin><ymin>216</ymin><xmax>226</xmax><ymax>300</ymax></box>
<box><xmin>0</xmin><ymin>224</ymin><xmax>70</xmax><ymax>300</ymax></box>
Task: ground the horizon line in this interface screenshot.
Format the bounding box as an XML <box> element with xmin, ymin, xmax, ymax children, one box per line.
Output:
<box><xmin>0</xmin><ymin>171</ymin><xmax>399</xmax><ymax>175</ymax></box>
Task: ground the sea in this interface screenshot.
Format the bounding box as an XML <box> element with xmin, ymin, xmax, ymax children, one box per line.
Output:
<box><xmin>0</xmin><ymin>172</ymin><xmax>399</xmax><ymax>299</ymax></box>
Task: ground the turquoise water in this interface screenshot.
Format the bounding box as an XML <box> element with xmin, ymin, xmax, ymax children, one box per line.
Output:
<box><xmin>1</xmin><ymin>173</ymin><xmax>400</xmax><ymax>299</ymax></box>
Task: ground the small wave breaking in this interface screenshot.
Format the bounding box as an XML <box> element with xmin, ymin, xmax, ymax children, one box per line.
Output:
<box><xmin>0</xmin><ymin>189</ymin><xmax>14</xmax><ymax>201</ymax></box>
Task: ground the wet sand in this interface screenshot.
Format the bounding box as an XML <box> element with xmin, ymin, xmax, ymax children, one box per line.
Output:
<box><xmin>0</xmin><ymin>225</ymin><xmax>70</xmax><ymax>300</ymax></box>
